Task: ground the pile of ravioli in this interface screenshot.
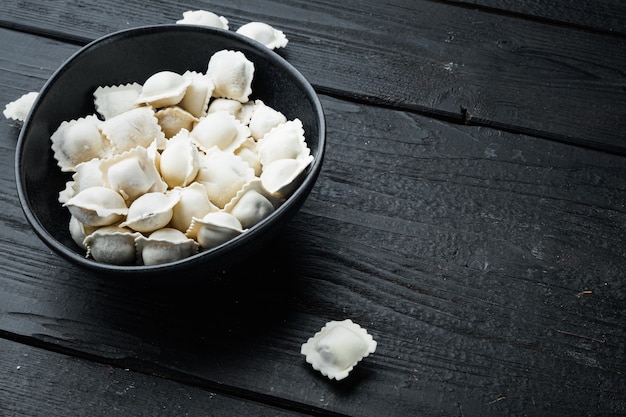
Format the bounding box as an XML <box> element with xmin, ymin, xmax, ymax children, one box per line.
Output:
<box><xmin>52</xmin><ymin>48</ymin><xmax>313</xmax><ymax>266</ymax></box>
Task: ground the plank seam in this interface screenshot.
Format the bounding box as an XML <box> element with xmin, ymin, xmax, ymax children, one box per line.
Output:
<box><xmin>317</xmin><ymin>86</ymin><xmax>626</xmax><ymax>156</ymax></box>
<box><xmin>0</xmin><ymin>329</ymin><xmax>351</xmax><ymax>417</ymax></box>
<box><xmin>426</xmin><ymin>0</ymin><xmax>626</xmax><ymax>38</ymax></box>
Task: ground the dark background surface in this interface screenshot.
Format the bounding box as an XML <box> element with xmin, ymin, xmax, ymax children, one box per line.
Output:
<box><xmin>1</xmin><ymin>1</ymin><xmax>624</xmax><ymax>416</ymax></box>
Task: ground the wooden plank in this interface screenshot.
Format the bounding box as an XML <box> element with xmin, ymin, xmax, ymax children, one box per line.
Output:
<box><xmin>443</xmin><ymin>0</ymin><xmax>626</xmax><ymax>35</ymax></box>
<box><xmin>1</xmin><ymin>29</ymin><xmax>625</xmax><ymax>416</ymax></box>
<box><xmin>0</xmin><ymin>337</ymin><xmax>309</xmax><ymax>417</ymax></box>
<box><xmin>0</xmin><ymin>29</ymin><xmax>77</xmax><ymax>116</ymax></box>
<box><xmin>1</xmin><ymin>1</ymin><xmax>625</xmax><ymax>152</ymax></box>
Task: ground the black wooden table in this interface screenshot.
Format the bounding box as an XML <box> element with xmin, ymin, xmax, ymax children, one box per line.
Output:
<box><xmin>1</xmin><ymin>1</ymin><xmax>625</xmax><ymax>416</ymax></box>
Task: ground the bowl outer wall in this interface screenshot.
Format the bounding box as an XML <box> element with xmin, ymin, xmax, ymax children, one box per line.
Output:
<box><xmin>15</xmin><ymin>24</ymin><xmax>325</xmax><ymax>276</ymax></box>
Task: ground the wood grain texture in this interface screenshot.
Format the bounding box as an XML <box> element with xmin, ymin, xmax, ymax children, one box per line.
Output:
<box><xmin>444</xmin><ymin>0</ymin><xmax>626</xmax><ymax>34</ymax></box>
<box><xmin>0</xmin><ymin>338</ymin><xmax>308</xmax><ymax>417</ymax></box>
<box><xmin>1</xmin><ymin>29</ymin><xmax>625</xmax><ymax>416</ymax></box>
<box><xmin>1</xmin><ymin>1</ymin><xmax>625</xmax><ymax>152</ymax></box>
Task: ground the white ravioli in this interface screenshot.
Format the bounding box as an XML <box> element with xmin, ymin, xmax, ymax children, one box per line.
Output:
<box><xmin>260</xmin><ymin>156</ymin><xmax>313</xmax><ymax>199</ymax></box>
<box><xmin>179</xmin><ymin>71</ymin><xmax>214</xmax><ymax>118</ymax></box>
<box><xmin>135</xmin><ymin>228</ymin><xmax>199</xmax><ymax>266</ymax></box>
<box><xmin>176</xmin><ymin>10</ymin><xmax>229</xmax><ymax>29</ymax></box>
<box><xmin>63</xmin><ymin>186</ymin><xmax>128</xmax><ymax>227</ymax></box>
<box><xmin>84</xmin><ymin>225</ymin><xmax>141</xmax><ymax>265</ymax></box>
<box><xmin>224</xmin><ymin>179</ymin><xmax>276</xmax><ymax>229</ymax></box>
<box><xmin>236</xmin><ymin>22</ymin><xmax>288</xmax><ymax>50</ymax></box>
<box><xmin>93</xmin><ymin>83</ymin><xmax>142</xmax><ymax>119</ymax></box>
<box><xmin>50</xmin><ymin>114</ymin><xmax>110</xmax><ymax>172</ymax></box>
<box><xmin>257</xmin><ymin>118</ymin><xmax>309</xmax><ymax>167</ymax></box>
<box><xmin>190</xmin><ymin>110</ymin><xmax>250</xmax><ymax>154</ymax></box>
<box><xmin>59</xmin><ymin>159</ymin><xmax>106</xmax><ymax>204</ymax></box>
<box><xmin>3</xmin><ymin>91</ymin><xmax>38</xmax><ymax>121</ymax></box>
<box><xmin>187</xmin><ymin>211</ymin><xmax>243</xmax><ymax>249</ymax></box>
<box><xmin>235</xmin><ymin>137</ymin><xmax>262</xmax><ymax>176</ymax></box>
<box><xmin>195</xmin><ymin>147</ymin><xmax>255</xmax><ymax>209</ymax></box>
<box><xmin>155</xmin><ymin>106</ymin><xmax>198</xmax><ymax>139</ymax></box>
<box><xmin>248</xmin><ymin>99</ymin><xmax>287</xmax><ymax>140</ymax></box>
<box><xmin>301</xmin><ymin>319</ymin><xmax>377</xmax><ymax>381</ymax></box>
<box><xmin>159</xmin><ymin>129</ymin><xmax>201</xmax><ymax>188</ymax></box>
<box><xmin>120</xmin><ymin>192</ymin><xmax>180</xmax><ymax>233</ymax></box>
<box><xmin>100</xmin><ymin>107</ymin><xmax>166</xmax><ymax>153</ymax></box>
<box><xmin>68</xmin><ymin>216</ymin><xmax>98</xmax><ymax>251</ymax></box>
<box><xmin>170</xmin><ymin>182</ymin><xmax>219</xmax><ymax>236</ymax></box>
<box><xmin>99</xmin><ymin>146</ymin><xmax>167</xmax><ymax>201</ymax></box>
<box><xmin>207</xmin><ymin>50</ymin><xmax>254</xmax><ymax>103</ymax></box>
<box><xmin>136</xmin><ymin>71</ymin><xmax>192</xmax><ymax>108</ymax></box>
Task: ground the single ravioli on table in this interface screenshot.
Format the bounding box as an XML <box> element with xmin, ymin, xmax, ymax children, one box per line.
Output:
<box><xmin>301</xmin><ymin>319</ymin><xmax>377</xmax><ymax>381</ymax></box>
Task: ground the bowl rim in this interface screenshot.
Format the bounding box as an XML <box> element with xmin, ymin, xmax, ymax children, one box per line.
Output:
<box><xmin>15</xmin><ymin>24</ymin><xmax>326</xmax><ymax>276</ymax></box>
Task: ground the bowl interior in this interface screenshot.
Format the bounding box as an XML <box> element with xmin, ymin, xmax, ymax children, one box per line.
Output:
<box><xmin>16</xmin><ymin>24</ymin><xmax>325</xmax><ymax>276</ymax></box>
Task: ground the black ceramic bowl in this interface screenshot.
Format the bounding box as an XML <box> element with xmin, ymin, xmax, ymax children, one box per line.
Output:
<box><xmin>15</xmin><ymin>25</ymin><xmax>325</xmax><ymax>276</ymax></box>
